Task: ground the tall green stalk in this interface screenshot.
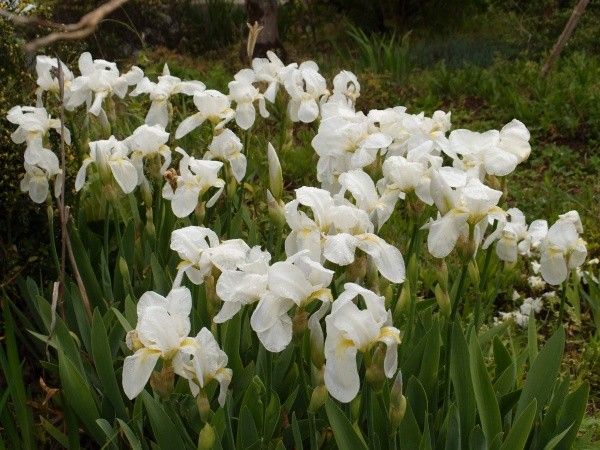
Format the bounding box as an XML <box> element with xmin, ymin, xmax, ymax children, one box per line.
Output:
<box><xmin>442</xmin><ymin>261</ymin><xmax>469</xmax><ymax>415</ymax></box>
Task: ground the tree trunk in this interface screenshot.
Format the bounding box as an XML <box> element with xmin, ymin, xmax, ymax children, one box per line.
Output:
<box><xmin>244</xmin><ymin>0</ymin><xmax>286</xmax><ymax>62</ymax></box>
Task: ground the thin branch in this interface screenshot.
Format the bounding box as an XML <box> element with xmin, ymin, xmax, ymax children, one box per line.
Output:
<box><xmin>57</xmin><ymin>58</ymin><xmax>67</xmax><ymax>319</ymax></box>
<box><xmin>65</xmin><ymin>208</ymin><xmax>93</xmax><ymax>321</ymax></box>
<box><xmin>0</xmin><ymin>0</ymin><xmax>130</xmax><ymax>53</ymax></box>
<box><xmin>55</xmin><ymin>59</ymin><xmax>93</xmax><ymax>322</ymax></box>
<box><xmin>541</xmin><ymin>0</ymin><xmax>590</xmax><ymax>77</ymax></box>
<box><xmin>0</xmin><ymin>9</ymin><xmax>65</xmax><ymax>29</ymax></box>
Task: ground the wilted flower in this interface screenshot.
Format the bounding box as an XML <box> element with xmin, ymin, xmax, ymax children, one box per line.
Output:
<box><xmin>527</xmin><ymin>275</ymin><xmax>546</xmax><ymax>291</ymax></box>
<box><xmin>520</xmin><ymin>297</ymin><xmax>543</xmax><ymax>316</ymax></box>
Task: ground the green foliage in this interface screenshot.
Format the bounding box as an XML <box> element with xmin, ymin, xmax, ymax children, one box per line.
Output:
<box><xmin>344</xmin><ymin>22</ymin><xmax>412</xmax><ymax>81</ymax></box>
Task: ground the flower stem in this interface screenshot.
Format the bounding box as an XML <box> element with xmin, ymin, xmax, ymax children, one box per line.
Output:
<box><xmin>558</xmin><ymin>279</ymin><xmax>568</xmax><ymax>326</ymax></box>
<box><xmin>442</xmin><ymin>262</ymin><xmax>469</xmax><ymax>416</ymax></box>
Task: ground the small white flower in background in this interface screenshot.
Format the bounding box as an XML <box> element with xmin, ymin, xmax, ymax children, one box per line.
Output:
<box><xmin>250</xmin><ymin>251</ymin><xmax>334</xmax><ymax>352</ymax></box>
<box><xmin>205</xmin><ymin>129</ymin><xmax>246</xmax><ymax>182</ymax></box>
<box><xmin>130</xmin><ymin>63</ymin><xmax>206</xmax><ymax>128</ymax></box>
<box><xmin>337</xmin><ymin>169</ymin><xmax>398</xmax><ymax>229</ymax></box>
<box><xmin>122</xmin><ymin>287</ymin><xmax>196</xmax><ymax>399</ymax></box>
<box><xmin>424</xmin><ymin>174</ymin><xmax>505</xmax><ymax>259</ymax></box>
<box><xmin>527</xmin><ymin>275</ymin><xmax>546</xmax><ymax>291</ymax></box>
<box><xmin>283</xmin><ymin>61</ymin><xmax>329</xmax><ymax>123</ymax></box>
<box><xmin>324</xmin><ymin>283</ymin><xmax>400</xmax><ymax>403</ymax></box>
<box><xmin>497</xmin><ymin>311</ymin><xmax>529</xmax><ymax>328</ymax></box>
<box><xmin>180</xmin><ymin>328</ymin><xmax>232</xmax><ymax>407</ymax></box>
<box><xmin>587</xmin><ymin>258</ymin><xmax>599</xmax><ymax>266</ymax></box>
<box><xmin>175</xmin><ymin>89</ymin><xmax>234</xmax><ymax>138</ymax></box>
<box><xmin>531</xmin><ymin>260</ymin><xmax>541</xmax><ymax>274</ymax></box>
<box><xmin>251</xmin><ymin>50</ymin><xmax>289</xmax><ymax>103</ymax></box>
<box><xmin>162</xmin><ymin>148</ymin><xmax>225</xmax><ymax>217</ymax></box>
<box><xmin>127</xmin><ymin>124</ymin><xmax>171</xmax><ymax>181</ymax></box>
<box><xmin>539</xmin><ymin>213</ymin><xmax>587</xmax><ymax>285</ymax></box>
<box><xmin>7</xmin><ymin>106</ymin><xmax>71</xmax><ymax>165</ymax></box>
<box><xmin>21</xmin><ymin>160</ymin><xmax>63</xmax><ymax>204</ymax></box>
<box><xmin>228</xmin><ymin>69</ymin><xmax>269</xmax><ymax>130</ymax></box>
<box><xmin>75</xmin><ymin>136</ymin><xmax>138</xmax><ymax>194</ymax></box>
<box><xmin>170</xmin><ymin>226</ymin><xmax>250</xmax><ymax>287</ymax></box>
<box><xmin>35</xmin><ymin>55</ymin><xmax>74</xmax><ymax>102</ymax></box>
<box><xmin>520</xmin><ymin>297</ymin><xmax>543</xmax><ymax>316</ymax></box>
<box><xmin>66</xmin><ymin>52</ymin><xmax>143</xmax><ymax>116</ymax></box>
<box><xmin>497</xmin><ymin>295</ymin><xmax>542</xmax><ymax>329</ymax></box>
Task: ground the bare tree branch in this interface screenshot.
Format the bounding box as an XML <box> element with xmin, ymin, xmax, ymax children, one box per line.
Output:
<box><xmin>0</xmin><ymin>9</ymin><xmax>65</xmax><ymax>29</ymax></box>
<box><xmin>541</xmin><ymin>0</ymin><xmax>590</xmax><ymax>77</ymax></box>
<box><xmin>55</xmin><ymin>60</ymin><xmax>93</xmax><ymax>322</ymax></box>
<box><xmin>0</xmin><ymin>0</ymin><xmax>130</xmax><ymax>53</ymax></box>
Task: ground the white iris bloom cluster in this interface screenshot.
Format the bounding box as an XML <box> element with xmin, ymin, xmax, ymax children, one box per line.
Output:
<box><xmin>8</xmin><ymin>51</ymin><xmax>589</xmax><ymax>404</ymax></box>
